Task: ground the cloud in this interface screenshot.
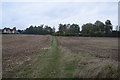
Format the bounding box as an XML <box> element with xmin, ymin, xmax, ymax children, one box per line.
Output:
<box><xmin>1</xmin><ymin>2</ymin><xmax>118</xmax><ymax>31</ymax></box>
<box><xmin>118</xmin><ymin>2</ymin><xmax>120</xmax><ymax>26</ymax></box>
<box><xmin>1</xmin><ymin>0</ymin><xmax>119</xmax><ymax>2</ymax></box>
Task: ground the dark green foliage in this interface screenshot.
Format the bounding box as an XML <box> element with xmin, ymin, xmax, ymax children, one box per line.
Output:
<box><xmin>104</xmin><ymin>31</ymin><xmax>119</xmax><ymax>37</ymax></box>
<box><xmin>3</xmin><ymin>19</ymin><xmax>118</xmax><ymax>37</ymax></box>
<box><xmin>69</xmin><ymin>24</ymin><xmax>80</xmax><ymax>34</ymax></box>
<box><xmin>81</xmin><ymin>23</ymin><xmax>95</xmax><ymax>36</ymax></box>
<box><xmin>22</xmin><ymin>25</ymin><xmax>54</xmax><ymax>35</ymax></box>
<box><xmin>17</xmin><ymin>29</ymin><xmax>23</xmax><ymax>33</ymax></box>
<box><xmin>53</xmin><ymin>20</ymin><xmax>118</xmax><ymax>37</ymax></box>
<box><xmin>55</xmin><ymin>23</ymin><xmax>80</xmax><ymax>36</ymax></box>
<box><xmin>81</xmin><ymin>23</ymin><xmax>104</xmax><ymax>37</ymax></box>
<box><xmin>81</xmin><ymin>20</ymin><xmax>117</xmax><ymax>37</ymax></box>
<box><xmin>104</xmin><ymin>20</ymin><xmax>113</xmax><ymax>34</ymax></box>
<box><xmin>94</xmin><ymin>20</ymin><xmax>105</xmax><ymax>32</ymax></box>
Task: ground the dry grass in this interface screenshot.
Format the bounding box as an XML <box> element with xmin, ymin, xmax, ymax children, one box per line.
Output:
<box><xmin>57</xmin><ymin>36</ymin><xmax>118</xmax><ymax>78</ymax></box>
<box><xmin>2</xmin><ymin>34</ymin><xmax>51</xmax><ymax>77</ymax></box>
<box><xmin>2</xmin><ymin>35</ymin><xmax>119</xmax><ymax>78</ymax></box>
<box><xmin>74</xmin><ymin>53</ymin><xmax>118</xmax><ymax>78</ymax></box>
<box><xmin>57</xmin><ymin>37</ymin><xmax>118</xmax><ymax>61</ymax></box>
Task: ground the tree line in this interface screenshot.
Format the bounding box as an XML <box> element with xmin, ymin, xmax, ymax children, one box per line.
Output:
<box><xmin>22</xmin><ymin>25</ymin><xmax>55</xmax><ymax>35</ymax></box>
<box><xmin>53</xmin><ymin>23</ymin><xmax>80</xmax><ymax>36</ymax></box>
<box><xmin>53</xmin><ymin>20</ymin><xmax>119</xmax><ymax>37</ymax></box>
<box><xmin>5</xmin><ymin>19</ymin><xmax>119</xmax><ymax>37</ymax></box>
<box><xmin>81</xmin><ymin>20</ymin><xmax>113</xmax><ymax>37</ymax></box>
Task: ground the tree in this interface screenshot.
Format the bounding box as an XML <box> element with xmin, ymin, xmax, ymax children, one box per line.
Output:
<box><xmin>81</xmin><ymin>23</ymin><xmax>104</xmax><ymax>37</ymax></box>
<box><xmin>57</xmin><ymin>23</ymin><xmax>80</xmax><ymax>36</ymax></box>
<box><xmin>81</xmin><ymin>20</ymin><xmax>113</xmax><ymax>37</ymax></box>
<box><xmin>52</xmin><ymin>27</ymin><xmax>55</xmax><ymax>33</ymax></box>
<box><xmin>23</xmin><ymin>25</ymin><xmax>54</xmax><ymax>35</ymax></box>
<box><xmin>24</xmin><ymin>25</ymin><xmax>34</xmax><ymax>34</ymax></box>
<box><xmin>70</xmin><ymin>24</ymin><xmax>80</xmax><ymax>34</ymax></box>
<box><xmin>105</xmin><ymin>20</ymin><xmax>113</xmax><ymax>34</ymax></box>
<box><xmin>58</xmin><ymin>24</ymin><xmax>64</xmax><ymax>33</ymax></box>
<box><xmin>44</xmin><ymin>25</ymin><xmax>53</xmax><ymax>34</ymax></box>
<box><xmin>18</xmin><ymin>29</ymin><xmax>23</xmax><ymax>33</ymax></box>
<box><xmin>81</xmin><ymin>23</ymin><xmax>94</xmax><ymax>36</ymax></box>
<box><xmin>94</xmin><ymin>20</ymin><xmax>105</xmax><ymax>32</ymax></box>
<box><xmin>58</xmin><ymin>24</ymin><xmax>67</xmax><ymax>33</ymax></box>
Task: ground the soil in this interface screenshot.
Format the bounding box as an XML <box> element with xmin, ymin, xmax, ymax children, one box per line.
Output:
<box><xmin>57</xmin><ymin>37</ymin><xmax>118</xmax><ymax>61</ymax></box>
<box><xmin>2</xmin><ymin>34</ymin><xmax>51</xmax><ymax>76</ymax></box>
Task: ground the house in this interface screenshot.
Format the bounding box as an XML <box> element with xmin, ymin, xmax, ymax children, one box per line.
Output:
<box><xmin>0</xmin><ymin>29</ymin><xmax>2</xmax><ymax>34</ymax></box>
<box><xmin>2</xmin><ymin>27</ymin><xmax>16</xmax><ymax>34</ymax></box>
<box><xmin>116</xmin><ymin>25</ymin><xmax>120</xmax><ymax>31</ymax></box>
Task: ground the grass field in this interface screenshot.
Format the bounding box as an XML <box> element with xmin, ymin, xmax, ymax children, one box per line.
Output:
<box><xmin>2</xmin><ymin>34</ymin><xmax>119</xmax><ymax>78</ymax></box>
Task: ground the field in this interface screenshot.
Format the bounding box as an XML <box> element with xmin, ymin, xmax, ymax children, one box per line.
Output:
<box><xmin>2</xmin><ymin>34</ymin><xmax>51</xmax><ymax>77</ymax></box>
<box><xmin>57</xmin><ymin>37</ymin><xmax>118</xmax><ymax>78</ymax></box>
<box><xmin>58</xmin><ymin>37</ymin><xmax>118</xmax><ymax>61</ymax></box>
<box><xmin>2</xmin><ymin>34</ymin><xmax>119</xmax><ymax>78</ymax></box>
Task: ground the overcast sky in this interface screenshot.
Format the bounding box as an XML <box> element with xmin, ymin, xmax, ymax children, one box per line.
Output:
<box><xmin>1</xmin><ymin>1</ymin><xmax>118</xmax><ymax>31</ymax></box>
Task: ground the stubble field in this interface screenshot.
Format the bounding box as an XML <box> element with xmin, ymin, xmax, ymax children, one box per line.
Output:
<box><xmin>57</xmin><ymin>37</ymin><xmax>118</xmax><ymax>78</ymax></box>
<box><xmin>2</xmin><ymin>34</ymin><xmax>51</xmax><ymax>77</ymax></box>
<box><xmin>2</xmin><ymin>34</ymin><xmax>119</xmax><ymax>78</ymax></box>
<box><xmin>57</xmin><ymin>37</ymin><xmax>118</xmax><ymax>61</ymax></box>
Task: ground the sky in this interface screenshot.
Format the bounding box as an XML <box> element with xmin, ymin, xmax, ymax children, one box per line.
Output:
<box><xmin>0</xmin><ymin>0</ymin><xmax>118</xmax><ymax>31</ymax></box>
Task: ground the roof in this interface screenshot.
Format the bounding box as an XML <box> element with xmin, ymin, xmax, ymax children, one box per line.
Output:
<box><xmin>3</xmin><ymin>28</ymin><xmax>16</xmax><ymax>31</ymax></box>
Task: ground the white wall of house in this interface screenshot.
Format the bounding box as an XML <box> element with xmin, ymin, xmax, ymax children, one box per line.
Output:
<box><xmin>116</xmin><ymin>26</ymin><xmax>120</xmax><ymax>31</ymax></box>
<box><xmin>12</xmin><ymin>30</ymin><xmax>15</xmax><ymax>33</ymax></box>
<box><xmin>3</xmin><ymin>29</ymin><xmax>7</xmax><ymax>33</ymax></box>
<box><xmin>8</xmin><ymin>30</ymin><xmax>11</xmax><ymax>33</ymax></box>
<box><xmin>3</xmin><ymin>29</ymin><xmax>17</xmax><ymax>33</ymax></box>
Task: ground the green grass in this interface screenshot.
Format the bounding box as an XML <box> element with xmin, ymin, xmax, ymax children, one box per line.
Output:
<box><xmin>64</xmin><ymin>65</ymin><xmax>74</xmax><ymax>71</ymax></box>
<box><xmin>83</xmin><ymin>55</ymin><xmax>92</xmax><ymax>59</ymax></box>
<box><xmin>38</xmin><ymin>36</ymin><xmax>61</xmax><ymax>78</ymax></box>
<box><xmin>64</xmin><ymin>61</ymin><xmax>76</xmax><ymax>72</ymax></box>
